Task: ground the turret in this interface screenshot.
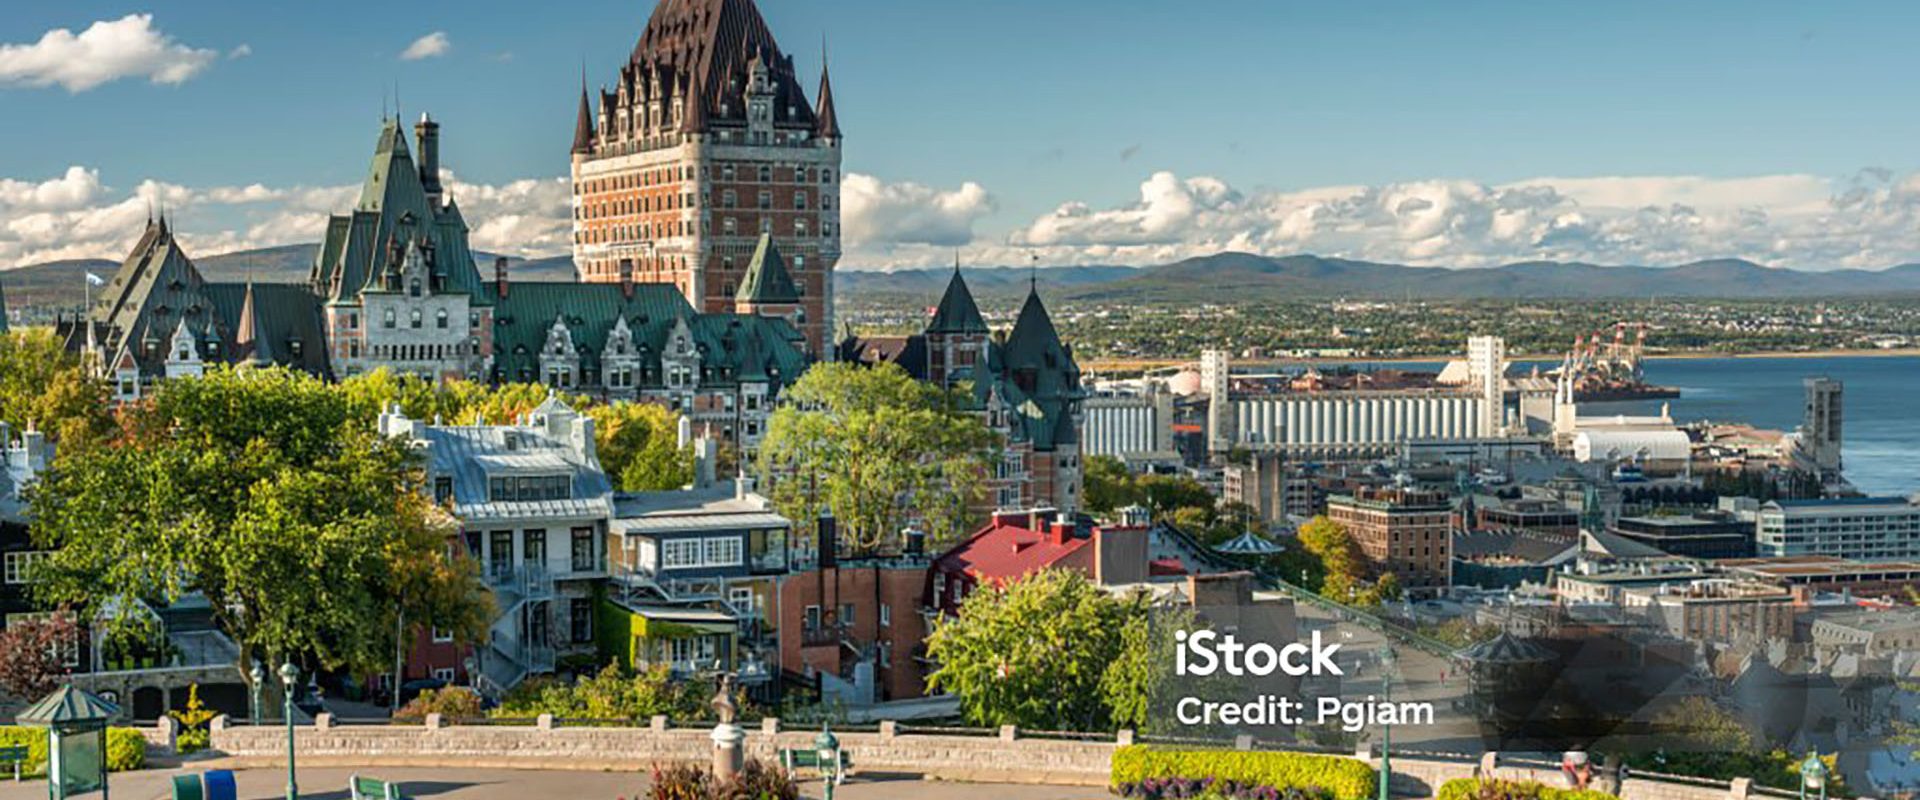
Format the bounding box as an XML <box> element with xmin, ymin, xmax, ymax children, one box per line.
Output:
<box><xmin>572</xmin><ymin>79</ymin><xmax>596</xmax><ymax>157</ymax></box>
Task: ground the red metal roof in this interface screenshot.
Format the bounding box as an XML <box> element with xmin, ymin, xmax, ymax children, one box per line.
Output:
<box><xmin>934</xmin><ymin>516</ymin><xmax>1090</xmax><ymax>584</ymax></box>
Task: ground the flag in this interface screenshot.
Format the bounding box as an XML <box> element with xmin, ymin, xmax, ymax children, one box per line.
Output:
<box><xmin>84</xmin><ymin>272</ymin><xmax>105</xmax><ymax>287</ymax></box>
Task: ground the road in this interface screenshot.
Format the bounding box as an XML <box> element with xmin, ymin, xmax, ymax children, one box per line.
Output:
<box><xmin>0</xmin><ymin>766</ymin><xmax>1110</xmax><ymax>800</ymax></box>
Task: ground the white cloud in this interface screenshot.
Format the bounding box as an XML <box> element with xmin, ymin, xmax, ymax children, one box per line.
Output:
<box><xmin>400</xmin><ymin>32</ymin><xmax>451</xmax><ymax>61</ymax></box>
<box><xmin>0</xmin><ymin>14</ymin><xmax>218</xmax><ymax>92</ymax></box>
<box><xmin>227</xmin><ymin>44</ymin><xmax>252</xmax><ymax>60</ymax></box>
<box><xmin>841</xmin><ymin>173</ymin><xmax>995</xmax><ymax>261</ymax></box>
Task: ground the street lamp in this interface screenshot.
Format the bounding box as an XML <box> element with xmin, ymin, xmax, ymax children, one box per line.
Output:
<box><xmin>279</xmin><ymin>661</ymin><xmax>300</xmax><ymax>800</ymax></box>
<box><xmin>815</xmin><ymin>723</ymin><xmax>842</xmax><ymax>800</ymax></box>
<box><xmin>1377</xmin><ymin>647</ymin><xmax>1396</xmax><ymax>800</ymax></box>
<box><xmin>249</xmin><ymin>661</ymin><xmax>266</xmax><ymax>726</ymax></box>
<box><xmin>1798</xmin><ymin>752</ymin><xmax>1829</xmax><ymax>800</ymax></box>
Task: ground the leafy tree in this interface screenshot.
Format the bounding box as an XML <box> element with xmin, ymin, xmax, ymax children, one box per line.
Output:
<box><xmin>1297</xmin><ymin>515</ymin><xmax>1365</xmax><ymax>599</ymax></box>
<box><xmin>758</xmin><ymin>362</ymin><xmax>994</xmax><ymax>554</ymax></box>
<box><xmin>926</xmin><ymin>569</ymin><xmax>1132</xmax><ymax>731</ymax></box>
<box><xmin>0</xmin><ymin>612</ymin><xmax>77</xmax><ymax>700</ymax></box>
<box><xmin>1084</xmin><ymin>455</ymin><xmax>1141</xmax><ymax>514</ymax></box>
<box><xmin>1101</xmin><ymin>601</ymin><xmax>1196</xmax><ymax>731</ymax></box>
<box><xmin>28</xmin><ymin>367</ymin><xmax>489</xmax><ymax>690</ymax></box>
<box><xmin>587</xmin><ymin>402</ymin><xmax>693</xmax><ymax>492</ymax></box>
<box><xmin>0</xmin><ymin>329</ymin><xmax>113</xmax><ymax>452</ymax></box>
<box><xmin>1137</xmin><ymin>474</ymin><xmax>1214</xmax><ymax>519</ymax></box>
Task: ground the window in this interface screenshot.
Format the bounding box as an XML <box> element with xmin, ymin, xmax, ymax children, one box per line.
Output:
<box><xmin>722</xmin><ymin>189</ymin><xmax>736</xmax><ymax>209</ymax></box>
<box><xmin>822</xmin><ymin>169</ymin><xmax>833</xmax><ymax>184</ymax></box>
<box><xmin>570</xmin><ymin>597</ymin><xmax>594</xmax><ymax>643</ymax></box>
<box><xmin>433</xmin><ymin>667</ymin><xmax>456</xmax><ymax>684</ymax></box>
<box><xmin>757</xmin><ymin>190</ymin><xmax>772</xmax><ymax>210</ymax></box>
<box><xmin>703</xmin><ymin>536</ymin><xmax>743</xmax><ymax>567</ymax></box>
<box><xmin>804</xmin><ymin>605</ymin><xmax>822</xmax><ymax>630</ymax></box>
<box><xmin>729</xmin><ymin>587</ymin><xmax>756</xmax><ymax>617</ymax></box>
<box><xmin>524</xmin><ymin>529</ymin><xmax>547</xmax><ymax>565</ymax></box>
<box><xmin>4</xmin><ymin>552</ymin><xmax>48</xmax><ymax>584</ymax></box>
<box><xmin>410</xmin><ymin>309</ymin><xmax>423</xmax><ymax>329</ymax></box>
<box><xmin>758</xmin><ymin>165</ymin><xmax>771</xmax><ymax>182</ymax></box>
<box><xmin>838</xmin><ymin>603</ymin><xmax>856</xmax><ymax>627</ymax></box>
<box><xmin>571</xmin><ymin>528</ymin><xmax>596</xmax><ymax>572</ymax></box>
<box><xmin>431</xmin><ymin>626</ymin><xmax>453</xmax><ymax>643</ymax></box>
<box><xmin>433</xmin><ymin>476</ymin><xmax>453</xmax><ymax>504</ymax></box>
<box><xmin>794</xmin><ymin>192</ymin><xmax>807</xmax><ymax>210</ymax></box>
<box><xmin>436</xmin><ymin>309</ymin><xmax>449</xmax><ymax>329</ymax></box>
<box><xmin>879</xmin><ymin>603</ymin><xmax>891</xmax><ymax>628</ymax></box>
<box><xmin>489</xmin><ymin>531</ymin><xmax>513</xmax><ymax>577</ymax></box>
<box><xmin>383</xmin><ymin>309</ymin><xmax>396</xmax><ymax>329</ymax></box>
<box><xmin>662</xmin><ymin>538</ymin><xmax>703</xmax><ymax>569</ymax></box>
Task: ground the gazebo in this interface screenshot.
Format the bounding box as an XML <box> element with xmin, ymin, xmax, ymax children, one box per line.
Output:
<box><xmin>1215</xmin><ymin>531</ymin><xmax>1284</xmax><ymax>557</ymax></box>
<box><xmin>18</xmin><ymin>685</ymin><xmax>120</xmax><ymax>799</ymax></box>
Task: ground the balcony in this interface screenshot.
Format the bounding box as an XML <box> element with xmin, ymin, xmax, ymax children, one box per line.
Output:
<box><xmin>799</xmin><ymin>623</ymin><xmax>844</xmax><ymax>648</ymax></box>
<box><xmin>561</xmin><ymin>552</ymin><xmax>609</xmax><ymax>579</ymax></box>
<box><xmin>486</xmin><ymin>564</ymin><xmax>553</xmax><ymax>611</ymax></box>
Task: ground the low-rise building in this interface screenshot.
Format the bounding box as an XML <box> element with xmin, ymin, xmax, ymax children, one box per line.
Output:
<box><xmin>1612</xmin><ymin>511</ymin><xmax>1755</xmax><ymax>560</ymax></box>
<box><xmin>1326</xmin><ymin>486</ymin><xmax>1452</xmax><ymax>593</ymax></box>
<box><xmin>1809</xmin><ymin>608</ymin><xmax>1920</xmax><ymax>657</ymax></box>
<box><xmin>1755</xmin><ymin>497</ymin><xmax>1920</xmax><ymax>561</ymax></box>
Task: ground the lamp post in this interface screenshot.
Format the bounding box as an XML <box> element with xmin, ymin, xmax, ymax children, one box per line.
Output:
<box><xmin>1377</xmin><ymin>647</ymin><xmax>1396</xmax><ymax>800</ymax></box>
<box><xmin>249</xmin><ymin>661</ymin><xmax>266</xmax><ymax>726</ymax></box>
<box><xmin>1798</xmin><ymin>752</ymin><xmax>1829</xmax><ymax>800</ymax></box>
<box><xmin>815</xmin><ymin>723</ymin><xmax>841</xmax><ymax>800</ymax></box>
<box><xmin>279</xmin><ymin>661</ymin><xmax>299</xmax><ymax>800</ymax></box>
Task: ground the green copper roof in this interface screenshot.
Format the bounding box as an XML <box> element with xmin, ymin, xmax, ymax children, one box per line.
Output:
<box><xmin>314</xmin><ymin>117</ymin><xmax>485</xmax><ymax>305</ymax></box>
<box><xmin>994</xmin><ymin>283</ymin><xmax>1082</xmax><ymax>450</ymax></box>
<box><xmin>736</xmin><ymin>234</ymin><xmax>800</xmax><ymax>306</ymax></box>
<box><xmin>18</xmin><ymin>685</ymin><xmax>119</xmax><ymax>727</ymax></box>
<box><xmin>926</xmin><ymin>267</ymin><xmax>987</xmax><ymax>335</ymax></box>
<box><xmin>89</xmin><ymin>220</ymin><xmax>230</xmax><ymax>374</ymax></box>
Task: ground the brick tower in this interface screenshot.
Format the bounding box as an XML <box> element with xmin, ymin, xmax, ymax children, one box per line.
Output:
<box><xmin>571</xmin><ymin>0</ymin><xmax>842</xmax><ymax>358</ymax></box>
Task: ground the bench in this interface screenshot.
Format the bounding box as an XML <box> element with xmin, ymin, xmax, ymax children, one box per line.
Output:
<box><xmin>0</xmin><ymin>745</ymin><xmax>25</xmax><ymax>781</ymax></box>
<box><xmin>170</xmin><ymin>769</ymin><xmax>236</xmax><ymax>800</ymax></box>
<box><xmin>352</xmin><ymin>774</ymin><xmax>410</xmax><ymax>800</ymax></box>
<box><xmin>780</xmin><ymin>748</ymin><xmax>851</xmax><ymax>785</ymax></box>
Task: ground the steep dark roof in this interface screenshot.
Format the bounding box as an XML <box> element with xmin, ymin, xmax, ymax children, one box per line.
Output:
<box><xmin>312</xmin><ymin>117</ymin><xmax>485</xmax><ymax>304</ymax></box>
<box><xmin>926</xmin><ymin>267</ymin><xmax>987</xmax><ymax>335</ymax></box>
<box><xmin>994</xmin><ymin>283</ymin><xmax>1083</xmax><ymax>450</ymax></box>
<box><xmin>572</xmin><ymin>82</ymin><xmax>595</xmax><ymax>154</ymax></box>
<box><xmin>736</xmin><ymin>234</ymin><xmax>800</xmax><ymax>305</ymax></box>
<box><xmin>88</xmin><ymin>219</ymin><xmax>230</xmax><ymax>374</ymax></box>
<box><xmin>206</xmin><ymin>282</ymin><xmax>330</xmax><ymax>377</ymax></box>
<box><xmin>624</xmin><ymin>0</ymin><xmax>816</xmax><ymax>134</ymax></box>
<box><xmin>815</xmin><ymin>60</ymin><xmax>840</xmax><ymax>138</ymax></box>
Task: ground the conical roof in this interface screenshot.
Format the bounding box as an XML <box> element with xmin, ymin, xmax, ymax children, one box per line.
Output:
<box><xmin>234</xmin><ymin>281</ymin><xmax>274</xmax><ymax>366</ymax></box>
<box><xmin>18</xmin><ymin>685</ymin><xmax>120</xmax><ymax>727</ymax></box>
<box><xmin>737</xmin><ymin>234</ymin><xmax>800</xmax><ymax>306</ymax></box>
<box><xmin>815</xmin><ymin>61</ymin><xmax>841</xmax><ymax>139</ymax></box>
<box><xmin>572</xmin><ymin>82</ymin><xmax>596</xmax><ymax>154</ymax></box>
<box><xmin>1216</xmin><ymin>530</ymin><xmax>1284</xmax><ymax>555</ymax></box>
<box><xmin>926</xmin><ymin>265</ymin><xmax>986</xmax><ymax>335</ymax></box>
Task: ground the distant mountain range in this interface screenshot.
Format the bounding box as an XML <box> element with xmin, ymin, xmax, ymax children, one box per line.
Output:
<box><xmin>9</xmin><ymin>247</ymin><xmax>1920</xmax><ymax>310</ymax></box>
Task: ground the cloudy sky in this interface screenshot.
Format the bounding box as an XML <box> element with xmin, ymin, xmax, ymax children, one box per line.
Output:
<box><xmin>6</xmin><ymin>1</ymin><xmax>1920</xmax><ymax>272</ymax></box>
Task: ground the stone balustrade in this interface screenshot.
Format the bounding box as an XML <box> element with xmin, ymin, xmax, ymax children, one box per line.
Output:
<box><xmin>204</xmin><ymin>716</ymin><xmax>1792</xmax><ymax>799</ymax></box>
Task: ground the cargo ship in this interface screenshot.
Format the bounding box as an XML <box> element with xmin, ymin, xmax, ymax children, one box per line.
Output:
<box><xmin>1557</xmin><ymin>323</ymin><xmax>1682</xmax><ymax>403</ymax></box>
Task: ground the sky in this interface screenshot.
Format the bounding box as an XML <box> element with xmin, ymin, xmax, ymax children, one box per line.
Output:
<box><xmin>7</xmin><ymin>1</ymin><xmax>1920</xmax><ymax>272</ymax></box>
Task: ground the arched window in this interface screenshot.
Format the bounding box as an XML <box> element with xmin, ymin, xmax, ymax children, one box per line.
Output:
<box><xmin>410</xmin><ymin>310</ymin><xmax>423</xmax><ymax>329</ymax></box>
<box><xmin>436</xmin><ymin>309</ymin><xmax>449</xmax><ymax>329</ymax></box>
<box><xmin>383</xmin><ymin>309</ymin><xmax>396</xmax><ymax>329</ymax></box>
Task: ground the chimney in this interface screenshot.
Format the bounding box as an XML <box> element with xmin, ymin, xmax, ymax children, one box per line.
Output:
<box><xmin>818</xmin><ymin>513</ymin><xmax>838</xmax><ymax>570</ymax></box>
<box><xmin>571</xmin><ymin>415</ymin><xmax>597</xmax><ymax>464</ymax></box>
<box><xmin>494</xmin><ymin>257</ymin><xmax>510</xmax><ymax>298</ymax></box>
<box><xmin>416</xmin><ymin>113</ymin><xmax>443</xmax><ymax>207</ymax></box>
<box><xmin>1049</xmin><ymin>518</ymin><xmax>1071</xmax><ymax>547</ymax></box>
<box><xmin>619</xmin><ymin>259</ymin><xmax>635</xmax><ymax>300</ymax></box>
<box><xmin>1029</xmin><ymin>507</ymin><xmax>1057</xmax><ymax>533</ymax></box>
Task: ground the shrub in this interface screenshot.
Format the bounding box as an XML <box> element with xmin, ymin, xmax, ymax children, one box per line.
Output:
<box><xmin>106</xmin><ymin>728</ymin><xmax>146</xmax><ymax>772</ymax></box>
<box><xmin>1116</xmin><ymin>777</ymin><xmax>1328</xmax><ymax>800</ymax></box>
<box><xmin>644</xmin><ymin>759</ymin><xmax>796</xmax><ymax>800</ymax></box>
<box><xmin>0</xmin><ymin>726</ymin><xmax>145</xmax><ymax>775</ymax></box>
<box><xmin>393</xmin><ymin>687</ymin><xmax>482</xmax><ymax>722</ymax></box>
<box><xmin>1437</xmin><ymin>778</ymin><xmax>1618</xmax><ymax>800</ymax></box>
<box><xmin>1111</xmin><ymin>747</ymin><xmax>1375</xmax><ymax>800</ymax></box>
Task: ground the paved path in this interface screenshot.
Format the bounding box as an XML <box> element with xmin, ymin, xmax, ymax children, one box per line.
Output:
<box><xmin>0</xmin><ymin>766</ymin><xmax>1110</xmax><ymax>800</ymax></box>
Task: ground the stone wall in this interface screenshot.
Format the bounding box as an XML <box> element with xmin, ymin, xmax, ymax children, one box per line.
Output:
<box><xmin>206</xmin><ymin>716</ymin><xmax>1780</xmax><ymax>799</ymax></box>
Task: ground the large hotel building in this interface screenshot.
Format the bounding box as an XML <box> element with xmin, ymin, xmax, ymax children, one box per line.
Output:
<box><xmin>571</xmin><ymin>0</ymin><xmax>843</xmax><ymax>357</ymax></box>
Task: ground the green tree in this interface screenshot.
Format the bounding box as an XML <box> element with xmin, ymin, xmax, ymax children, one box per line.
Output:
<box><xmin>587</xmin><ymin>402</ymin><xmax>693</xmax><ymax>492</ymax></box>
<box><xmin>926</xmin><ymin>569</ymin><xmax>1131</xmax><ymax>731</ymax></box>
<box><xmin>1101</xmin><ymin>601</ymin><xmax>1196</xmax><ymax>731</ymax></box>
<box><xmin>758</xmin><ymin>362</ymin><xmax>994</xmax><ymax>554</ymax></box>
<box><xmin>0</xmin><ymin>328</ymin><xmax>113</xmax><ymax>452</ymax></box>
<box><xmin>1084</xmin><ymin>455</ymin><xmax>1140</xmax><ymax>514</ymax></box>
<box><xmin>1297</xmin><ymin>515</ymin><xmax>1365</xmax><ymax>599</ymax></box>
<box><xmin>28</xmin><ymin>367</ymin><xmax>488</xmax><ymax>690</ymax></box>
<box><xmin>1136</xmin><ymin>474</ymin><xmax>1214</xmax><ymax>519</ymax></box>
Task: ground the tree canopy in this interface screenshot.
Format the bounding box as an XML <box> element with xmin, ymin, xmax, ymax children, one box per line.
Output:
<box><xmin>28</xmin><ymin>367</ymin><xmax>489</xmax><ymax>679</ymax></box>
<box><xmin>0</xmin><ymin>328</ymin><xmax>113</xmax><ymax>452</ymax></box>
<box><xmin>757</xmin><ymin>362</ymin><xmax>995</xmax><ymax>554</ymax></box>
<box><xmin>926</xmin><ymin>569</ymin><xmax>1168</xmax><ymax>732</ymax></box>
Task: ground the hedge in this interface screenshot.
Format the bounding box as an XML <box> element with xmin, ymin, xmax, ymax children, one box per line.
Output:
<box><xmin>1438</xmin><ymin>778</ymin><xmax>1618</xmax><ymax>800</ymax></box>
<box><xmin>1111</xmin><ymin>746</ymin><xmax>1376</xmax><ymax>800</ymax></box>
<box><xmin>0</xmin><ymin>726</ymin><xmax>147</xmax><ymax>775</ymax></box>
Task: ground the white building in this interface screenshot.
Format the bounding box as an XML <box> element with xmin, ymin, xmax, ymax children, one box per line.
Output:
<box><xmin>1756</xmin><ymin>497</ymin><xmax>1920</xmax><ymax>561</ymax></box>
<box><xmin>1080</xmin><ymin>383</ymin><xmax>1178</xmax><ymax>465</ymax></box>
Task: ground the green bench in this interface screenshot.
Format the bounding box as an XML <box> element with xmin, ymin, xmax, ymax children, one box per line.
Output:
<box><xmin>0</xmin><ymin>745</ymin><xmax>24</xmax><ymax>780</ymax></box>
<box><xmin>780</xmin><ymin>747</ymin><xmax>851</xmax><ymax>785</ymax></box>
<box><xmin>352</xmin><ymin>774</ymin><xmax>409</xmax><ymax>800</ymax></box>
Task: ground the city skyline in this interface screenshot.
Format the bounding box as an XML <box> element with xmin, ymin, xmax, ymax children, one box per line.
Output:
<box><xmin>8</xmin><ymin>2</ymin><xmax>1920</xmax><ymax>272</ymax></box>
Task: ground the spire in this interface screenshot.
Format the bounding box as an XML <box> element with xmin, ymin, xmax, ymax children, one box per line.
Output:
<box><xmin>572</xmin><ymin>73</ymin><xmax>596</xmax><ymax>154</ymax></box>
<box><xmin>814</xmin><ymin>43</ymin><xmax>841</xmax><ymax>139</ymax></box>
<box><xmin>234</xmin><ymin>280</ymin><xmax>273</xmax><ymax>366</ymax></box>
<box><xmin>681</xmin><ymin>79</ymin><xmax>710</xmax><ymax>134</ymax></box>
<box><xmin>927</xmin><ymin>258</ymin><xmax>987</xmax><ymax>335</ymax></box>
<box><xmin>737</xmin><ymin>234</ymin><xmax>801</xmax><ymax>306</ymax></box>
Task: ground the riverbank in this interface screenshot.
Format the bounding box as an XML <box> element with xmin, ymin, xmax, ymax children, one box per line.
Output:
<box><xmin>1083</xmin><ymin>347</ymin><xmax>1920</xmax><ymax>371</ymax></box>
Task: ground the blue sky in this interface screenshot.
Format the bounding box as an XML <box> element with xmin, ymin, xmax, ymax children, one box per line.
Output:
<box><xmin>6</xmin><ymin>1</ymin><xmax>1920</xmax><ymax>270</ymax></box>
